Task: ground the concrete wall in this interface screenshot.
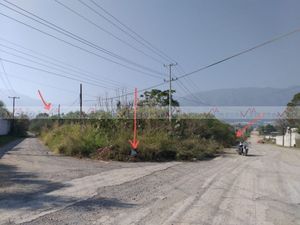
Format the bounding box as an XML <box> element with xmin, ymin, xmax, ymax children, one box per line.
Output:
<box><xmin>0</xmin><ymin>119</ymin><xmax>10</xmax><ymax>135</ymax></box>
<box><xmin>296</xmin><ymin>139</ymin><xmax>300</xmax><ymax>148</ymax></box>
<box><xmin>276</xmin><ymin>133</ymin><xmax>300</xmax><ymax>147</ymax></box>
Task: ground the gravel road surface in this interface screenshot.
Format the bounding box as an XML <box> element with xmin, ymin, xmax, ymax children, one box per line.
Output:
<box><xmin>0</xmin><ymin>133</ymin><xmax>299</xmax><ymax>225</ymax></box>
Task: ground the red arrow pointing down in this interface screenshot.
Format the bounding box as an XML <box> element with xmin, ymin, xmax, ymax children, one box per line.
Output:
<box><xmin>38</xmin><ymin>90</ymin><xmax>52</xmax><ymax>111</ymax></box>
<box><xmin>129</xmin><ymin>88</ymin><xmax>139</xmax><ymax>149</ymax></box>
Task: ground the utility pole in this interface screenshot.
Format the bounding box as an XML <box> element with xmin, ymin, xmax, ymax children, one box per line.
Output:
<box><xmin>8</xmin><ymin>96</ymin><xmax>20</xmax><ymax>132</ymax></box>
<box><xmin>164</xmin><ymin>63</ymin><xmax>177</xmax><ymax>122</ymax></box>
<box><xmin>58</xmin><ymin>104</ymin><xmax>61</xmax><ymax>118</ymax></box>
<box><xmin>79</xmin><ymin>83</ymin><xmax>83</xmax><ymax>119</ymax></box>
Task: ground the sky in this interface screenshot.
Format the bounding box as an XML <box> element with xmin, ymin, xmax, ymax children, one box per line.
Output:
<box><xmin>0</xmin><ymin>0</ymin><xmax>300</xmax><ymax>109</ymax></box>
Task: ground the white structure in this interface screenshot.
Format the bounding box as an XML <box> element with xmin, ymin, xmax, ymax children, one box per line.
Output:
<box><xmin>0</xmin><ymin>118</ymin><xmax>10</xmax><ymax>135</ymax></box>
<box><xmin>276</xmin><ymin>128</ymin><xmax>300</xmax><ymax>147</ymax></box>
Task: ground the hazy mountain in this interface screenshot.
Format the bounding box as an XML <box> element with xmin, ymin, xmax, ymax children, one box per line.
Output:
<box><xmin>179</xmin><ymin>86</ymin><xmax>300</xmax><ymax>106</ymax></box>
<box><xmin>2</xmin><ymin>86</ymin><xmax>300</xmax><ymax>109</ymax></box>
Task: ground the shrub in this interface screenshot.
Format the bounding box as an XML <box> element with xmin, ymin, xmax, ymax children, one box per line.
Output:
<box><xmin>39</xmin><ymin>116</ymin><xmax>236</xmax><ymax>161</ymax></box>
<box><xmin>12</xmin><ymin>115</ymin><xmax>30</xmax><ymax>137</ymax></box>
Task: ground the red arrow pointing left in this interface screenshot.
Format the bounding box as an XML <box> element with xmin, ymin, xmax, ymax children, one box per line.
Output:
<box><xmin>38</xmin><ymin>90</ymin><xmax>52</xmax><ymax>111</ymax></box>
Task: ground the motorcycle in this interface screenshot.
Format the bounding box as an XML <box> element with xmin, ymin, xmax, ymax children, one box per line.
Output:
<box><xmin>242</xmin><ymin>144</ymin><xmax>248</xmax><ymax>156</ymax></box>
<box><xmin>237</xmin><ymin>142</ymin><xmax>248</xmax><ymax>156</ymax></box>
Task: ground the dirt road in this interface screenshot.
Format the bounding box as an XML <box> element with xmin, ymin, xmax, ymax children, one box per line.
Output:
<box><xmin>0</xmin><ymin>134</ymin><xmax>300</xmax><ymax>225</ymax></box>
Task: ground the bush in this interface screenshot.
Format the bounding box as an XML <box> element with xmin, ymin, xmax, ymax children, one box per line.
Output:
<box><xmin>39</xmin><ymin>116</ymin><xmax>236</xmax><ymax>161</ymax></box>
<box><xmin>12</xmin><ymin>114</ymin><xmax>30</xmax><ymax>137</ymax></box>
<box><xmin>42</xmin><ymin>124</ymin><xmax>112</xmax><ymax>157</ymax></box>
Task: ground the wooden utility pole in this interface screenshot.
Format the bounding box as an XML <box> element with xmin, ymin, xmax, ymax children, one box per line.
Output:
<box><xmin>8</xmin><ymin>96</ymin><xmax>20</xmax><ymax>132</ymax></box>
<box><xmin>58</xmin><ymin>104</ymin><xmax>61</xmax><ymax>118</ymax></box>
<box><xmin>79</xmin><ymin>83</ymin><xmax>83</xmax><ymax>119</ymax></box>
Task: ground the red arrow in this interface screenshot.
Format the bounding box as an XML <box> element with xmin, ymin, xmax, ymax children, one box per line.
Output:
<box><xmin>38</xmin><ymin>90</ymin><xmax>52</xmax><ymax>111</ymax></box>
<box><xmin>236</xmin><ymin>113</ymin><xmax>264</xmax><ymax>138</ymax></box>
<box><xmin>129</xmin><ymin>88</ymin><xmax>139</xmax><ymax>149</ymax></box>
<box><xmin>236</xmin><ymin>129</ymin><xmax>243</xmax><ymax>138</ymax></box>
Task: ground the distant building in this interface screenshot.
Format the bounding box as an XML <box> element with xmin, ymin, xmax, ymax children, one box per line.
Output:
<box><xmin>0</xmin><ymin>118</ymin><xmax>10</xmax><ymax>135</ymax></box>
<box><xmin>276</xmin><ymin>128</ymin><xmax>300</xmax><ymax>148</ymax></box>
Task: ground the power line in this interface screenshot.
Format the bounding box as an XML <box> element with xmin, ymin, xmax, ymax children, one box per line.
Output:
<box><xmin>177</xmin><ymin>28</ymin><xmax>300</xmax><ymax>80</ymax></box>
<box><xmin>0</xmin><ymin>6</ymin><xmax>163</xmax><ymax>79</ymax></box>
<box><xmin>0</xmin><ymin>40</ymin><xmax>128</xmax><ymax>88</ymax></box>
<box><xmin>175</xmin><ymin>64</ymin><xmax>203</xmax><ymax>94</ymax></box>
<box><xmin>88</xmin><ymin>27</ymin><xmax>300</xmax><ymax>102</ymax></box>
<box><xmin>0</xmin><ymin>57</ymin><xmax>123</xmax><ymax>89</ymax></box>
<box><xmin>0</xmin><ymin>59</ymin><xmax>10</xmax><ymax>95</ymax></box>
<box><xmin>1</xmin><ymin>71</ymin><xmax>97</xmax><ymax>98</ymax></box>
<box><xmin>1</xmin><ymin>0</ymin><xmax>165</xmax><ymax>77</ymax></box>
<box><xmin>54</xmin><ymin>0</ymin><xmax>165</xmax><ymax>65</ymax></box>
<box><xmin>87</xmin><ymin>81</ymin><xmax>167</xmax><ymax>102</ymax></box>
<box><xmin>3</xmin><ymin>1</ymin><xmax>298</xmax><ymax>107</ymax></box>
<box><xmin>179</xmin><ymin>95</ymin><xmax>207</xmax><ymax>105</ymax></box>
<box><xmin>82</xmin><ymin>1</ymin><xmax>207</xmax><ymax>105</ymax></box>
<box><xmin>173</xmin><ymin>64</ymin><xmax>206</xmax><ymax>103</ymax></box>
<box><xmin>69</xmin><ymin>97</ymin><xmax>79</xmax><ymax>107</ymax></box>
<box><xmin>170</xmin><ymin>28</ymin><xmax>300</xmax><ymax>104</ymax></box>
<box><xmin>87</xmin><ymin>0</ymin><xmax>177</xmax><ymax>64</ymax></box>
<box><xmin>176</xmin><ymin>79</ymin><xmax>209</xmax><ymax>105</ymax></box>
<box><xmin>0</xmin><ymin>47</ymin><xmax>122</xmax><ymax>89</ymax></box>
<box><xmin>79</xmin><ymin>0</ymin><xmax>173</xmax><ymax>64</ymax></box>
<box><xmin>0</xmin><ymin>59</ymin><xmax>15</xmax><ymax>95</ymax></box>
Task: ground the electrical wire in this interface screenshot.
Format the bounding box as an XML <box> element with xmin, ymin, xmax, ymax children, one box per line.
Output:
<box><xmin>176</xmin><ymin>79</ymin><xmax>209</xmax><ymax>105</ymax></box>
<box><xmin>0</xmin><ymin>57</ymin><xmax>123</xmax><ymax>89</ymax></box>
<box><xmin>68</xmin><ymin>97</ymin><xmax>79</xmax><ymax>107</ymax></box>
<box><xmin>0</xmin><ymin>47</ymin><xmax>122</xmax><ymax>89</ymax></box>
<box><xmin>2</xmin><ymin>0</ymin><xmax>165</xmax><ymax>77</ymax></box>
<box><xmin>86</xmin><ymin>27</ymin><xmax>300</xmax><ymax>102</ymax></box>
<box><xmin>0</xmin><ymin>60</ymin><xmax>11</xmax><ymax>95</ymax></box>
<box><xmin>1</xmin><ymin>71</ymin><xmax>97</xmax><ymax>98</ymax></box>
<box><xmin>0</xmin><ymin>9</ymin><xmax>163</xmax><ymax>79</ymax></box>
<box><xmin>54</xmin><ymin>0</ymin><xmax>165</xmax><ymax>65</ymax></box>
<box><xmin>87</xmin><ymin>0</ymin><xmax>177</xmax><ymax>64</ymax></box>
<box><xmin>0</xmin><ymin>59</ymin><xmax>15</xmax><ymax>95</ymax></box>
<box><xmin>177</xmin><ymin>28</ymin><xmax>300</xmax><ymax>80</ymax></box>
<box><xmin>0</xmin><ymin>40</ymin><xmax>128</xmax><ymax>88</ymax></box>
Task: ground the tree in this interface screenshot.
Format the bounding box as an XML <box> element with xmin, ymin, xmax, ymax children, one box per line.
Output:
<box><xmin>13</xmin><ymin>114</ymin><xmax>30</xmax><ymax>136</ymax></box>
<box><xmin>280</xmin><ymin>93</ymin><xmax>300</xmax><ymax>132</ymax></box>
<box><xmin>258</xmin><ymin>124</ymin><xmax>277</xmax><ymax>135</ymax></box>
<box><xmin>63</xmin><ymin>111</ymin><xmax>87</xmax><ymax>119</ymax></box>
<box><xmin>0</xmin><ymin>100</ymin><xmax>10</xmax><ymax>118</ymax></box>
<box><xmin>138</xmin><ymin>89</ymin><xmax>179</xmax><ymax>107</ymax></box>
<box><xmin>35</xmin><ymin>113</ymin><xmax>49</xmax><ymax>119</ymax></box>
<box><xmin>136</xmin><ymin>89</ymin><xmax>180</xmax><ymax>119</ymax></box>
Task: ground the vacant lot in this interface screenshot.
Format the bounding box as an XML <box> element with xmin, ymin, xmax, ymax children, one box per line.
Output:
<box><xmin>0</xmin><ymin>133</ymin><xmax>300</xmax><ymax>225</ymax></box>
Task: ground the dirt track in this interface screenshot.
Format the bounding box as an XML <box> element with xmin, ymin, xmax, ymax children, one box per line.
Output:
<box><xmin>0</xmin><ymin>133</ymin><xmax>300</xmax><ymax>225</ymax></box>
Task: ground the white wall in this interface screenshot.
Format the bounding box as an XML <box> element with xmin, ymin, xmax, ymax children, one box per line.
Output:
<box><xmin>0</xmin><ymin>119</ymin><xmax>10</xmax><ymax>135</ymax></box>
<box><xmin>276</xmin><ymin>133</ymin><xmax>300</xmax><ymax>147</ymax></box>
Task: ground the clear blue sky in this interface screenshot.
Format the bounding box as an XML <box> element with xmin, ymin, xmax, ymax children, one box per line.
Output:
<box><xmin>1</xmin><ymin>0</ymin><xmax>300</xmax><ymax>107</ymax></box>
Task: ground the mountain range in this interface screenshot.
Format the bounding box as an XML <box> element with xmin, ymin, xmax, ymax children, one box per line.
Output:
<box><xmin>178</xmin><ymin>86</ymin><xmax>300</xmax><ymax>106</ymax></box>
